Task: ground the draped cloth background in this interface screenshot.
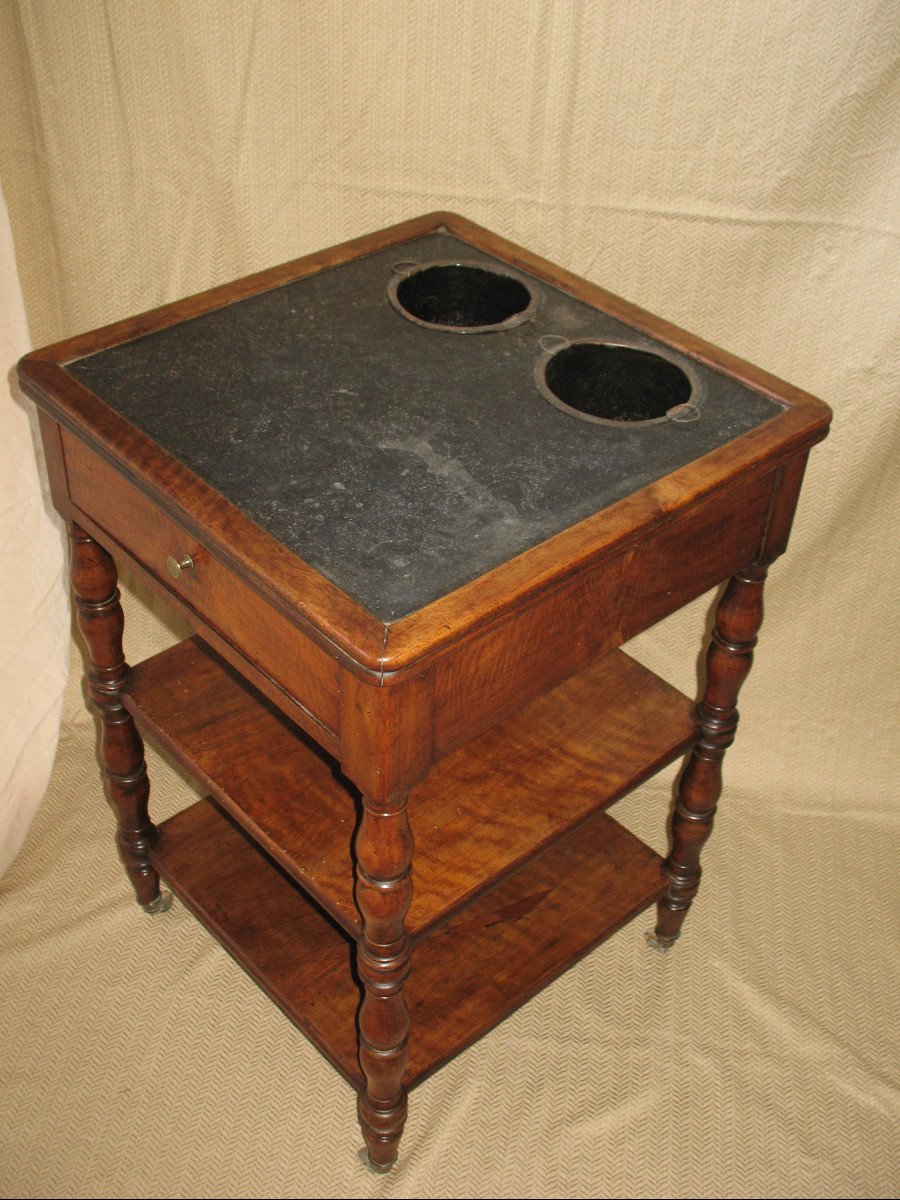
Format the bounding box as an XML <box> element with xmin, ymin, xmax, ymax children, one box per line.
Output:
<box><xmin>0</xmin><ymin>182</ymin><xmax>67</xmax><ymax>878</ymax></box>
<box><xmin>0</xmin><ymin>3</ymin><xmax>896</xmax><ymax>1197</ymax></box>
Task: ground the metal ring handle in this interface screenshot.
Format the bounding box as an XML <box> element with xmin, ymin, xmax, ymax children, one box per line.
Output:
<box><xmin>666</xmin><ymin>402</ymin><xmax>701</xmax><ymax>425</ymax></box>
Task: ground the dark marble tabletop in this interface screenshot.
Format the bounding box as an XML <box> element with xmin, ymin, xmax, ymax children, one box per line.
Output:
<box><xmin>66</xmin><ymin>231</ymin><xmax>782</xmax><ymax>621</ymax></box>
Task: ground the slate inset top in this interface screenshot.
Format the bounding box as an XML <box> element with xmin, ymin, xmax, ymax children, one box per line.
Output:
<box><xmin>66</xmin><ymin>230</ymin><xmax>783</xmax><ymax>622</ymax></box>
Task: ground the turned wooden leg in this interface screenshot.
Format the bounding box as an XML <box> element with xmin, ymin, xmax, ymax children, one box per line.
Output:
<box><xmin>69</xmin><ymin>523</ymin><xmax>169</xmax><ymax>913</ymax></box>
<box><xmin>354</xmin><ymin>790</ymin><xmax>413</xmax><ymax>1172</ymax></box>
<box><xmin>650</xmin><ymin>563</ymin><xmax>768</xmax><ymax>948</ymax></box>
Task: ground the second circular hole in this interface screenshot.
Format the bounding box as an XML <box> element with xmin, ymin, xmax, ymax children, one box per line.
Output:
<box><xmin>540</xmin><ymin>342</ymin><xmax>694</xmax><ymax>424</ymax></box>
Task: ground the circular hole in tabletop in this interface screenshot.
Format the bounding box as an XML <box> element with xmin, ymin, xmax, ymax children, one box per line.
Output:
<box><xmin>388</xmin><ymin>261</ymin><xmax>537</xmax><ymax>333</ymax></box>
<box><xmin>536</xmin><ymin>341</ymin><xmax>695</xmax><ymax>425</ymax></box>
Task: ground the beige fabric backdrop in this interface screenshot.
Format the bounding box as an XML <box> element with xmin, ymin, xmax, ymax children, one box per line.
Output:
<box><xmin>0</xmin><ymin>3</ymin><xmax>897</xmax><ymax>1197</ymax></box>
<box><xmin>0</xmin><ymin>180</ymin><xmax>67</xmax><ymax>875</ymax></box>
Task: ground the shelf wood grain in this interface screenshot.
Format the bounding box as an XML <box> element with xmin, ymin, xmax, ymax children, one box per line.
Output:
<box><xmin>124</xmin><ymin>637</ymin><xmax>695</xmax><ymax>939</ymax></box>
<box><xmin>150</xmin><ymin>797</ymin><xmax>666</xmax><ymax>1090</ymax></box>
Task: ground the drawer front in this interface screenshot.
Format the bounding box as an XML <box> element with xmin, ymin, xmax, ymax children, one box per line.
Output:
<box><xmin>63</xmin><ymin>431</ymin><xmax>341</xmax><ymax>737</ymax></box>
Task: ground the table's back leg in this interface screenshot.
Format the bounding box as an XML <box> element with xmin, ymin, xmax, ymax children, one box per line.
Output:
<box><xmin>69</xmin><ymin>522</ymin><xmax>170</xmax><ymax>913</ymax></box>
<box><xmin>649</xmin><ymin>563</ymin><xmax>767</xmax><ymax>949</ymax></box>
<box><xmin>354</xmin><ymin>790</ymin><xmax>413</xmax><ymax>1172</ymax></box>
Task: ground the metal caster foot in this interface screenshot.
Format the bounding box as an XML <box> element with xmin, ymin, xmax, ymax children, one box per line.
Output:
<box><xmin>357</xmin><ymin>1146</ymin><xmax>395</xmax><ymax>1174</ymax></box>
<box><xmin>645</xmin><ymin>928</ymin><xmax>676</xmax><ymax>952</ymax></box>
<box><xmin>141</xmin><ymin>889</ymin><xmax>173</xmax><ymax>915</ymax></box>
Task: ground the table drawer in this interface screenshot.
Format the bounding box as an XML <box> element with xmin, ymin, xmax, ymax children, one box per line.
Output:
<box><xmin>62</xmin><ymin>430</ymin><xmax>341</xmax><ymax>737</ymax></box>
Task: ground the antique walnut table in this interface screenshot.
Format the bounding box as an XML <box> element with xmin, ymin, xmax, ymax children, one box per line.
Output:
<box><xmin>19</xmin><ymin>212</ymin><xmax>831</xmax><ymax>1171</ymax></box>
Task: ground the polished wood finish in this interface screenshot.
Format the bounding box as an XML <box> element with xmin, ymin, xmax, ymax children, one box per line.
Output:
<box><xmin>68</xmin><ymin>522</ymin><xmax>165</xmax><ymax>912</ymax></box>
<box><xmin>122</xmin><ymin>638</ymin><xmax>696</xmax><ymax>938</ymax></box>
<box><xmin>653</xmin><ymin>564</ymin><xmax>768</xmax><ymax>946</ymax></box>
<box><xmin>149</xmin><ymin>796</ymin><xmax>665</xmax><ymax>1090</ymax></box>
<box><xmin>36</xmin><ymin>409</ymin><xmax>73</xmax><ymax>519</ymax></box>
<box><xmin>354</xmin><ymin>786</ymin><xmax>413</xmax><ymax>1169</ymax></box>
<box><xmin>19</xmin><ymin>212</ymin><xmax>831</xmax><ymax>1169</ymax></box>
<box><xmin>429</xmin><ymin>470</ymin><xmax>773</xmax><ymax>756</ymax></box>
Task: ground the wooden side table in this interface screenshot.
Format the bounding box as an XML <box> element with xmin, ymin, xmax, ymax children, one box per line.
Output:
<box><xmin>19</xmin><ymin>212</ymin><xmax>830</xmax><ymax>1171</ymax></box>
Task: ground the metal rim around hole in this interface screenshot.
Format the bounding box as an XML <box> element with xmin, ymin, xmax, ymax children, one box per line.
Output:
<box><xmin>387</xmin><ymin>259</ymin><xmax>539</xmax><ymax>334</ymax></box>
<box><xmin>533</xmin><ymin>338</ymin><xmax>703</xmax><ymax>427</ymax></box>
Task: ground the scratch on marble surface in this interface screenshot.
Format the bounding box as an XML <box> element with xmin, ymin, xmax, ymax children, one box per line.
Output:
<box><xmin>379</xmin><ymin>435</ymin><xmax>520</xmax><ymax>522</ymax></box>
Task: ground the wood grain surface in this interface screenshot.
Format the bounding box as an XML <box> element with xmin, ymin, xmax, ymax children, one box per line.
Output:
<box><xmin>150</xmin><ymin>796</ymin><xmax>665</xmax><ymax>1090</ymax></box>
<box><xmin>124</xmin><ymin>636</ymin><xmax>695</xmax><ymax>939</ymax></box>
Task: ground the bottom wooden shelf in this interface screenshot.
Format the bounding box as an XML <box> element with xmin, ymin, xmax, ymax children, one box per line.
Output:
<box><xmin>150</xmin><ymin>797</ymin><xmax>666</xmax><ymax>1091</ymax></box>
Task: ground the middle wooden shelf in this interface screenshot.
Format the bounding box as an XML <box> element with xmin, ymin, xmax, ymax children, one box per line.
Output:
<box><xmin>122</xmin><ymin>636</ymin><xmax>697</xmax><ymax>940</ymax></box>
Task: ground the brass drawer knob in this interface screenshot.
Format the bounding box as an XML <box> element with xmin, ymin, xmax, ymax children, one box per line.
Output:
<box><xmin>166</xmin><ymin>553</ymin><xmax>194</xmax><ymax>580</ymax></box>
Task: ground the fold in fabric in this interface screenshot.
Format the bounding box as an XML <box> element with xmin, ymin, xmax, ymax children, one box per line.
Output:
<box><xmin>0</xmin><ymin>179</ymin><xmax>68</xmax><ymax>877</ymax></box>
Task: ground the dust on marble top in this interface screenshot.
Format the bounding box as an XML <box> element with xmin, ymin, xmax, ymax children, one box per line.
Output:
<box><xmin>66</xmin><ymin>231</ymin><xmax>783</xmax><ymax>621</ymax></box>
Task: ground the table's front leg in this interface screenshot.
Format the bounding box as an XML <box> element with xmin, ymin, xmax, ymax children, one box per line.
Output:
<box><xmin>69</xmin><ymin>522</ymin><xmax>170</xmax><ymax>913</ymax></box>
<box><xmin>650</xmin><ymin>562</ymin><xmax>768</xmax><ymax>948</ymax></box>
<box><xmin>354</xmin><ymin>789</ymin><xmax>413</xmax><ymax>1172</ymax></box>
<box><xmin>341</xmin><ymin>669</ymin><xmax>434</xmax><ymax>1172</ymax></box>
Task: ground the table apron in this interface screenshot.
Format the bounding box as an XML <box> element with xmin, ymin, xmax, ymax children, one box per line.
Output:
<box><xmin>430</xmin><ymin>467</ymin><xmax>777</xmax><ymax>758</ymax></box>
